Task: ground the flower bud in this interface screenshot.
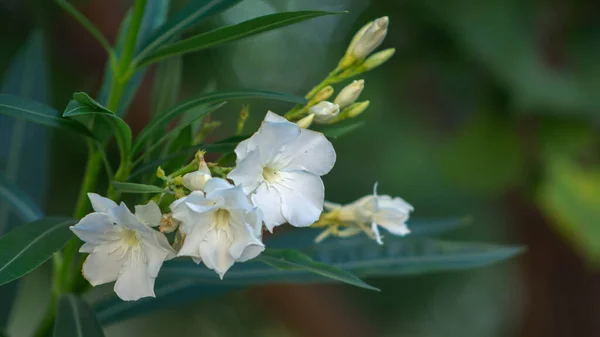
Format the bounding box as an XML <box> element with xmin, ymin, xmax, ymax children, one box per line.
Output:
<box><xmin>156</xmin><ymin>166</ymin><xmax>166</xmax><ymax>179</ymax></box>
<box><xmin>296</xmin><ymin>113</ymin><xmax>315</xmax><ymax>129</ymax></box>
<box><xmin>182</xmin><ymin>161</ymin><xmax>212</xmax><ymax>191</ymax></box>
<box><xmin>345</xmin><ymin>100</ymin><xmax>370</xmax><ymax>119</ymax></box>
<box><xmin>346</xmin><ymin>21</ymin><xmax>372</xmax><ymax>56</ymax></box>
<box><xmin>350</xmin><ymin>16</ymin><xmax>389</xmax><ymax>59</ymax></box>
<box><xmin>310</xmin><ymin>101</ymin><xmax>340</xmax><ymax>124</ymax></box>
<box><xmin>312</xmin><ymin>85</ymin><xmax>334</xmax><ymax>103</ymax></box>
<box><xmin>334</xmin><ymin>80</ymin><xmax>364</xmax><ymax>109</ymax></box>
<box><xmin>363</xmin><ymin>48</ymin><xmax>395</xmax><ymax>70</ymax></box>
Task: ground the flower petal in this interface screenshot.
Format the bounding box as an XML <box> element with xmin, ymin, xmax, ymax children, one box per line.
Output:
<box><xmin>228</xmin><ymin>149</ymin><xmax>263</xmax><ymax>194</ymax></box>
<box><xmin>251</xmin><ymin>183</ymin><xmax>285</xmax><ymax>231</ymax></box>
<box><xmin>114</xmin><ymin>262</ymin><xmax>155</xmax><ymax>301</ymax></box>
<box><xmin>277</xmin><ymin>171</ymin><xmax>324</xmax><ymax>227</ymax></box>
<box><xmin>280</xmin><ymin>128</ymin><xmax>336</xmax><ymax>175</ymax></box>
<box><xmin>264</xmin><ymin>111</ymin><xmax>288</xmax><ymax>123</ymax></box>
<box><xmin>228</xmin><ymin>212</ymin><xmax>264</xmax><ymax>262</ymax></box>
<box><xmin>88</xmin><ymin>193</ymin><xmax>118</xmax><ymax>213</ymax></box>
<box><xmin>198</xmin><ymin>230</ymin><xmax>234</xmax><ymax>279</ymax></box>
<box><xmin>135</xmin><ymin>201</ymin><xmax>162</xmax><ymax>227</ymax></box>
<box><xmin>371</xmin><ymin>221</ymin><xmax>383</xmax><ymax>245</ymax></box>
<box><xmin>374</xmin><ymin>208</ymin><xmax>411</xmax><ymax>236</ymax></box>
<box><xmin>108</xmin><ymin>203</ymin><xmax>148</xmax><ymax>232</ymax></box>
<box><xmin>70</xmin><ymin>213</ymin><xmax>117</xmax><ymax>245</ymax></box>
<box><xmin>247</xmin><ymin>119</ymin><xmax>300</xmax><ymax>162</ymax></box>
<box><xmin>204</xmin><ymin>178</ymin><xmax>234</xmax><ymax>194</ymax></box>
<box><xmin>82</xmin><ymin>251</ymin><xmax>123</xmax><ymax>286</ymax></box>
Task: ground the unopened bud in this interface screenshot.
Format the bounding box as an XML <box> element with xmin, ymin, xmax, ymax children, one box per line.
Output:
<box><xmin>159</xmin><ymin>213</ymin><xmax>180</xmax><ymax>233</ymax></box>
<box><xmin>363</xmin><ymin>48</ymin><xmax>395</xmax><ymax>70</ymax></box>
<box><xmin>312</xmin><ymin>86</ymin><xmax>334</xmax><ymax>103</ymax></box>
<box><xmin>346</xmin><ymin>21</ymin><xmax>372</xmax><ymax>56</ymax></box>
<box><xmin>156</xmin><ymin>166</ymin><xmax>166</xmax><ymax>179</ymax></box>
<box><xmin>343</xmin><ymin>101</ymin><xmax>370</xmax><ymax>120</ymax></box>
<box><xmin>173</xmin><ymin>176</ymin><xmax>183</xmax><ymax>186</ymax></box>
<box><xmin>182</xmin><ymin>161</ymin><xmax>212</xmax><ymax>191</ymax></box>
<box><xmin>350</xmin><ymin>16</ymin><xmax>389</xmax><ymax>59</ymax></box>
<box><xmin>296</xmin><ymin>113</ymin><xmax>315</xmax><ymax>129</ymax></box>
<box><xmin>334</xmin><ymin>80</ymin><xmax>364</xmax><ymax>109</ymax></box>
<box><xmin>310</xmin><ymin>101</ymin><xmax>340</xmax><ymax>124</ymax></box>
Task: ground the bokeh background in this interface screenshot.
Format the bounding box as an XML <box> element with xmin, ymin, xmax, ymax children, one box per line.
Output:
<box><xmin>1</xmin><ymin>0</ymin><xmax>600</xmax><ymax>336</ymax></box>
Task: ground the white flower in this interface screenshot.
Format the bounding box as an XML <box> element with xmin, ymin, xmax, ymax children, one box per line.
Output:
<box><xmin>325</xmin><ymin>183</ymin><xmax>412</xmax><ymax>244</ymax></box>
<box><xmin>334</xmin><ymin>80</ymin><xmax>364</xmax><ymax>109</ymax></box>
<box><xmin>349</xmin><ymin>16</ymin><xmax>389</xmax><ymax>59</ymax></box>
<box><xmin>70</xmin><ymin>194</ymin><xmax>175</xmax><ymax>301</ymax></box>
<box><xmin>182</xmin><ymin>160</ymin><xmax>212</xmax><ymax>191</ymax></box>
<box><xmin>228</xmin><ymin>112</ymin><xmax>336</xmax><ymax>231</ymax></box>
<box><xmin>170</xmin><ymin>178</ymin><xmax>264</xmax><ymax>278</ymax></box>
<box><xmin>310</xmin><ymin>101</ymin><xmax>340</xmax><ymax>124</ymax></box>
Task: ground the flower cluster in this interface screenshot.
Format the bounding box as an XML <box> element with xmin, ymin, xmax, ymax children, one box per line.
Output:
<box><xmin>69</xmin><ymin>16</ymin><xmax>412</xmax><ymax>301</ymax></box>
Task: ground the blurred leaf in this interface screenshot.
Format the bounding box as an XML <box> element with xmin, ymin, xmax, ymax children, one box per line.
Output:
<box><xmin>137</xmin><ymin>11</ymin><xmax>344</xmax><ymax>67</ymax></box>
<box><xmin>136</xmin><ymin>0</ymin><xmax>243</xmax><ymax>60</ymax></box>
<box><xmin>112</xmin><ymin>182</ymin><xmax>166</xmax><ymax>194</ymax></box>
<box><xmin>54</xmin><ymin>294</ymin><xmax>105</xmax><ymax>337</ymax></box>
<box><xmin>0</xmin><ymin>217</ymin><xmax>74</xmax><ymax>286</ymax></box>
<box><xmin>98</xmin><ymin>0</ymin><xmax>171</xmax><ymax>115</ymax></box>
<box><xmin>151</xmin><ymin>55</ymin><xmax>181</xmax><ymax>117</ymax></box>
<box><xmin>538</xmin><ymin>156</ymin><xmax>600</xmax><ymax>264</ymax></box>
<box><xmin>135</xmin><ymin>90</ymin><xmax>305</xmax><ymax>150</ymax></box>
<box><xmin>161</xmin><ymin>125</ymin><xmax>193</xmax><ymax>172</ymax></box>
<box><xmin>322</xmin><ymin>121</ymin><xmax>365</xmax><ymax>139</ymax></box>
<box><xmin>64</xmin><ymin>92</ymin><xmax>132</xmax><ymax>159</ymax></box>
<box><xmin>440</xmin><ymin>114</ymin><xmax>525</xmax><ymax>195</ymax></box>
<box><xmin>0</xmin><ymin>94</ymin><xmax>93</xmax><ymax>138</ymax></box>
<box><xmin>0</xmin><ymin>175</ymin><xmax>43</xmax><ymax>224</ymax></box>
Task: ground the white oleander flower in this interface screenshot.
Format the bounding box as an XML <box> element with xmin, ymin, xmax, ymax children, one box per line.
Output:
<box><xmin>170</xmin><ymin>178</ymin><xmax>264</xmax><ymax>278</ymax></box>
<box><xmin>228</xmin><ymin>111</ymin><xmax>336</xmax><ymax>231</ymax></box>
<box><xmin>324</xmin><ymin>183</ymin><xmax>412</xmax><ymax>244</ymax></box>
<box><xmin>182</xmin><ymin>160</ymin><xmax>212</xmax><ymax>191</ymax></box>
<box><xmin>334</xmin><ymin>80</ymin><xmax>364</xmax><ymax>109</ymax></box>
<box><xmin>349</xmin><ymin>17</ymin><xmax>389</xmax><ymax>59</ymax></box>
<box><xmin>310</xmin><ymin>101</ymin><xmax>340</xmax><ymax>124</ymax></box>
<box><xmin>70</xmin><ymin>194</ymin><xmax>176</xmax><ymax>301</ymax></box>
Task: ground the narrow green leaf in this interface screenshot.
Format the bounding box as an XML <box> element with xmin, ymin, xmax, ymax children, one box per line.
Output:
<box><xmin>112</xmin><ymin>182</ymin><xmax>166</xmax><ymax>194</ymax></box>
<box><xmin>135</xmin><ymin>90</ymin><xmax>305</xmax><ymax>149</ymax></box>
<box><xmin>151</xmin><ymin>55</ymin><xmax>182</xmax><ymax>117</ymax></box>
<box><xmin>137</xmin><ymin>11</ymin><xmax>343</xmax><ymax>67</ymax></box>
<box><xmin>64</xmin><ymin>92</ymin><xmax>132</xmax><ymax>159</ymax></box>
<box><xmin>0</xmin><ymin>217</ymin><xmax>75</xmax><ymax>286</ymax></box>
<box><xmin>54</xmin><ymin>294</ymin><xmax>105</xmax><ymax>337</ymax></box>
<box><xmin>323</xmin><ymin>121</ymin><xmax>365</xmax><ymax>139</ymax></box>
<box><xmin>136</xmin><ymin>0</ymin><xmax>243</xmax><ymax>61</ymax></box>
<box><xmin>0</xmin><ymin>94</ymin><xmax>93</xmax><ymax>138</ymax></box>
<box><xmin>0</xmin><ymin>175</ymin><xmax>43</xmax><ymax>223</ymax></box>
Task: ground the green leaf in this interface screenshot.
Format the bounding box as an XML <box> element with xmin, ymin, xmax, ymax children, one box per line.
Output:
<box><xmin>0</xmin><ymin>217</ymin><xmax>75</xmax><ymax>286</ymax></box>
<box><xmin>112</xmin><ymin>182</ymin><xmax>166</xmax><ymax>194</ymax></box>
<box><xmin>0</xmin><ymin>175</ymin><xmax>43</xmax><ymax>223</ymax></box>
<box><xmin>137</xmin><ymin>11</ymin><xmax>343</xmax><ymax>67</ymax></box>
<box><xmin>0</xmin><ymin>94</ymin><xmax>93</xmax><ymax>138</ymax></box>
<box><xmin>322</xmin><ymin>121</ymin><xmax>365</xmax><ymax>139</ymax></box>
<box><xmin>136</xmin><ymin>0</ymin><xmax>243</xmax><ymax>61</ymax></box>
<box><xmin>257</xmin><ymin>248</ymin><xmax>379</xmax><ymax>291</ymax></box>
<box><xmin>151</xmin><ymin>55</ymin><xmax>182</xmax><ymax>117</ymax></box>
<box><xmin>135</xmin><ymin>90</ymin><xmax>305</xmax><ymax>150</ymax></box>
<box><xmin>64</xmin><ymin>92</ymin><xmax>132</xmax><ymax>159</ymax></box>
<box><xmin>54</xmin><ymin>294</ymin><xmax>105</xmax><ymax>337</ymax></box>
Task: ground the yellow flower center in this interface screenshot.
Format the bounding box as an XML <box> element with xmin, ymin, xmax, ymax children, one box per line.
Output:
<box><xmin>262</xmin><ymin>166</ymin><xmax>279</xmax><ymax>183</ymax></box>
<box><xmin>214</xmin><ymin>208</ymin><xmax>231</xmax><ymax>228</ymax></box>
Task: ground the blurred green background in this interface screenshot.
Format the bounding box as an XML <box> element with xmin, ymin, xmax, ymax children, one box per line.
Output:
<box><xmin>2</xmin><ymin>0</ymin><xmax>600</xmax><ymax>336</ymax></box>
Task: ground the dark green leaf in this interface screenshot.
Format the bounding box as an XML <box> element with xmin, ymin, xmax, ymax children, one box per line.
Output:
<box><xmin>0</xmin><ymin>94</ymin><xmax>93</xmax><ymax>138</ymax></box>
<box><xmin>323</xmin><ymin>121</ymin><xmax>365</xmax><ymax>139</ymax></box>
<box><xmin>0</xmin><ymin>175</ymin><xmax>43</xmax><ymax>223</ymax></box>
<box><xmin>135</xmin><ymin>90</ymin><xmax>305</xmax><ymax>149</ymax></box>
<box><xmin>136</xmin><ymin>0</ymin><xmax>243</xmax><ymax>61</ymax></box>
<box><xmin>151</xmin><ymin>55</ymin><xmax>182</xmax><ymax>117</ymax></box>
<box><xmin>137</xmin><ymin>11</ymin><xmax>343</xmax><ymax>67</ymax></box>
<box><xmin>0</xmin><ymin>217</ymin><xmax>75</xmax><ymax>286</ymax></box>
<box><xmin>64</xmin><ymin>92</ymin><xmax>132</xmax><ymax>159</ymax></box>
<box><xmin>54</xmin><ymin>294</ymin><xmax>105</xmax><ymax>337</ymax></box>
<box><xmin>112</xmin><ymin>182</ymin><xmax>166</xmax><ymax>194</ymax></box>
<box><xmin>257</xmin><ymin>248</ymin><xmax>379</xmax><ymax>291</ymax></box>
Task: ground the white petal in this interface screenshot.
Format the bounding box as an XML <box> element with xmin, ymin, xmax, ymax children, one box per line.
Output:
<box><xmin>134</xmin><ymin>201</ymin><xmax>162</xmax><ymax>227</ymax></box>
<box><xmin>114</xmin><ymin>261</ymin><xmax>155</xmax><ymax>301</ymax></box>
<box><xmin>207</xmin><ymin>185</ymin><xmax>253</xmax><ymax>211</ymax></box>
<box><xmin>82</xmin><ymin>251</ymin><xmax>123</xmax><ymax>286</ymax></box>
<box><xmin>228</xmin><ymin>149</ymin><xmax>263</xmax><ymax>194</ymax></box>
<box><xmin>279</xmin><ymin>128</ymin><xmax>335</xmax><ymax>175</ymax></box>
<box><xmin>228</xmin><ymin>213</ymin><xmax>264</xmax><ymax>262</ymax></box>
<box><xmin>264</xmin><ymin>111</ymin><xmax>288</xmax><ymax>123</ymax></box>
<box><xmin>234</xmin><ymin>138</ymin><xmax>252</xmax><ymax>161</ymax></box>
<box><xmin>143</xmin><ymin>240</ymin><xmax>172</xmax><ymax>277</ymax></box>
<box><xmin>251</xmin><ymin>183</ymin><xmax>285</xmax><ymax>231</ymax></box>
<box><xmin>204</xmin><ymin>178</ymin><xmax>234</xmax><ymax>194</ymax></box>
<box><xmin>88</xmin><ymin>193</ymin><xmax>118</xmax><ymax>213</ymax></box>
<box><xmin>108</xmin><ymin>203</ymin><xmax>148</xmax><ymax>232</ymax></box>
<box><xmin>371</xmin><ymin>222</ymin><xmax>383</xmax><ymax>245</ymax></box>
<box><xmin>374</xmin><ymin>208</ymin><xmax>411</xmax><ymax>236</ymax></box>
<box><xmin>198</xmin><ymin>230</ymin><xmax>234</xmax><ymax>279</ymax></box>
<box><xmin>277</xmin><ymin>171</ymin><xmax>324</xmax><ymax>227</ymax></box>
<box><xmin>249</xmin><ymin>120</ymin><xmax>300</xmax><ymax>162</ymax></box>
<box><xmin>70</xmin><ymin>213</ymin><xmax>116</xmax><ymax>245</ymax></box>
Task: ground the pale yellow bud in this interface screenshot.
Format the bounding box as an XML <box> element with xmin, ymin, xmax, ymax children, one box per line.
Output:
<box><xmin>296</xmin><ymin>113</ymin><xmax>315</xmax><ymax>129</ymax></box>
<box><xmin>182</xmin><ymin>161</ymin><xmax>212</xmax><ymax>191</ymax></box>
<box><xmin>363</xmin><ymin>48</ymin><xmax>395</xmax><ymax>70</ymax></box>
<box><xmin>310</xmin><ymin>101</ymin><xmax>340</xmax><ymax>124</ymax></box>
<box><xmin>345</xmin><ymin>100</ymin><xmax>370</xmax><ymax>119</ymax></box>
<box><xmin>346</xmin><ymin>21</ymin><xmax>372</xmax><ymax>56</ymax></box>
<box><xmin>312</xmin><ymin>86</ymin><xmax>334</xmax><ymax>103</ymax></box>
<box><xmin>156</xmin><ymin>166</ymin><xmax>166</xmax><ymax>179</ymax></box>
<box><xmin>334</xmin><ymin>80</ymin><xmax>364</xmax><ymax>109</ymax></box>
<box><xmin>350</xmin><ymin>16</ymin><xmax>389</xmax><ymax>59</ymax></box>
